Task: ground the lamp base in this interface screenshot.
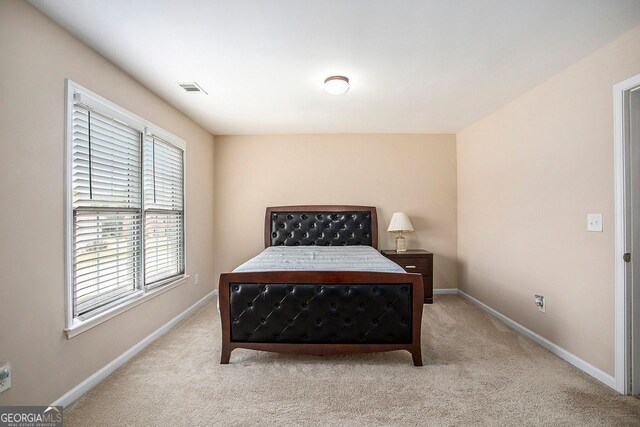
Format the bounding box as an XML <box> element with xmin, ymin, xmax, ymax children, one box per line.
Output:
<box><xmin>395</xmin><ymin>235</ymin><xmax>407</xmax><ymax>253</ymax></box>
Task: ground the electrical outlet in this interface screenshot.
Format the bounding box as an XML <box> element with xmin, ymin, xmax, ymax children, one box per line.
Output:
<box><xmin>194</xmin><ymin>274</ymin><xmax>200</xmax><ymax>285</ymax></box>
<box><xmin>534</xmin><ymin>295</ymin><xmax>545</xmax><ymax>313</ymax></box>
<box><xmin>0</xmin><ymin>361</ymin><xmax>11</xmax><ymax>394</ymax></box>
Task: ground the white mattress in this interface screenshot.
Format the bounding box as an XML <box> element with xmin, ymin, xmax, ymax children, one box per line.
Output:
<box><xmin>233</xmin><ymin>245</ymin><xmax>405</xmax><ymax>273</ymax></box>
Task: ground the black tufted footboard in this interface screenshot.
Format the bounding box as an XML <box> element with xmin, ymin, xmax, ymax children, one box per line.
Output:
<box><xmin>218</xmin><ymin>271</ymin><xmax>424</xmax><ymax>366</ymax></box>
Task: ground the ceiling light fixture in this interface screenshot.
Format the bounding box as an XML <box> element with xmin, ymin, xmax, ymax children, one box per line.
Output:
<box><xmin>324</xmin><ymin>75</ymin><xmax>349</xmax><ymax>95</ymax></box>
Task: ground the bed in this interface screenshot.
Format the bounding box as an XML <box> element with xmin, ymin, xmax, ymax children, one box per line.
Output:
<box><xmin>218</xmin><ymin>205</ymin><xmax>424</xmax><ymax>366</ymax></box>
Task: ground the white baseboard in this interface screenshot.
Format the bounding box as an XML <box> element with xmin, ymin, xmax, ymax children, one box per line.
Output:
<box><xmin>433</xmin><ymin>288</ymin><xmax>459</xmax><ymax>295</ymax></box>
<box><xmin>454</xmin><ymin>289</ymin><xmax>616</xmax><ymax>390</ymax></box>
<box><xmin>51</xmin><ymin>286</ymin><xmax>617</xmax><ymax>405</ymax></box>
<box><xmin>52</xmin><ymin>289</ymin><xmax>218</xmax><ymax>407</ymax></box>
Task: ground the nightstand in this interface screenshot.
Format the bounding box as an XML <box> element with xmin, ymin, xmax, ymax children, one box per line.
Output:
<box><xmin>381</xmin><ymin>249</ymin><xmax>433</xmax><ymax>304</ymax></box>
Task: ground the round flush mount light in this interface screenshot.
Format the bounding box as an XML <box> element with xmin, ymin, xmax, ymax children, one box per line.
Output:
<box><xmin>324</xmin><ymin>75</ymin><xmax>349</xmax><ymax>95</ymax></box>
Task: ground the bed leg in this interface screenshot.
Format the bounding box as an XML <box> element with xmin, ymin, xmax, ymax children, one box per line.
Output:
<box><xmin>411</xmin><ymin>347</ymin><xmax>423</xmax><ymax>367</ymax></box>
<box><xmin>221</xmin><ymin>345</ymin><xmax>231</xmax><ymax>364</ymax></box>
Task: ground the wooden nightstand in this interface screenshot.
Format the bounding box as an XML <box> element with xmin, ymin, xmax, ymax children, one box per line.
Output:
<box><xmin>381</xmin><ymin>249</ymin><xmax>433</xmax><ymax>304</ymax></box>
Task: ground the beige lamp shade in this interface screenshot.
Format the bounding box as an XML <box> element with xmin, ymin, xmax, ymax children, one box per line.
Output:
<box><xmin>387</xmin><ymin>212</ymin><xmax>414</xmax><ymax>232</ymax></box>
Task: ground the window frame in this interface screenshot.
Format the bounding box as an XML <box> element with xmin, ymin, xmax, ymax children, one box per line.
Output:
<box><xmin>143</xmin><ymin>130</ymin><xmax>186</xmax><ymax>289</ymax></box>
<box><xmin>64</xmin><ymin>79</ymin><xmax>188</xmax><ymax>338</ymax></box>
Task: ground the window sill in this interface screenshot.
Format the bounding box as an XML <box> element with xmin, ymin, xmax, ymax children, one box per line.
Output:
<box><xmin>65</xmin><ymin>275</ymin><xmax>189</xmax><ymax>339</ymax></box>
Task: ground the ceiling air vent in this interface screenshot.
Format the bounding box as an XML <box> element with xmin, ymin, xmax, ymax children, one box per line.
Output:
<box><xmin>178</xmin><ymin>82</ymin><xmax>208</xmax><ymax>95</ymax></box>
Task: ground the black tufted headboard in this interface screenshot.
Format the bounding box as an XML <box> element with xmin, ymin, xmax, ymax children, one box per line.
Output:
<box><xmin>265</xmin><ymin>205</ymin><xmax>378</xmax><ymax>249</ymax></box>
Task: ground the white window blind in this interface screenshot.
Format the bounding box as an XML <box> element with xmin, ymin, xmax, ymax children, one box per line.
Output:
<box><xmin>143</xmin><ymin>136</ymin><xmax>185</xmax><ymax>287</ymax></box>
<box><xmin>67</xmin><ymin>83</ymin><xmax>187</xmax><ymax>330</ymax></box>
<box><xmin>72</xmin><ymin>103</ymin><xmax>143</xmax><ymax>319</ymax></box>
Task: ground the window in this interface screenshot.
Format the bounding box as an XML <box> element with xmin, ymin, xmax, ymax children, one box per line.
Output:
<box><xmin>65</xmin><ymin>80</ymin><xmax>186</xmax><ymax>336</ymax></box>
<box><xmin>143</xmin><ymin>136</ymin><xmax>184</xmax><ymax>287</ymax></box>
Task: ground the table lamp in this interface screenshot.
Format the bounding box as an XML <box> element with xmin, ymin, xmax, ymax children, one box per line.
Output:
<box><xmin>387</xmin><ymin>212</ymin><xmax>414</xmax><ymax>253</ymax></box>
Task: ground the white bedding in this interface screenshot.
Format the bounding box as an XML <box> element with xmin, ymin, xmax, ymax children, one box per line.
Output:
<box><xmin>233</xmin><ymin>245</ymin><xmax>405</xmax><ymax>273</ymax></box>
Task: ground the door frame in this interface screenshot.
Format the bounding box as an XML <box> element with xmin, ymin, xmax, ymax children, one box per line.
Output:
<box><xmin>614</xmin><ymin>73</ymin><xmax>640</xmax><ymax>394</ymax></box>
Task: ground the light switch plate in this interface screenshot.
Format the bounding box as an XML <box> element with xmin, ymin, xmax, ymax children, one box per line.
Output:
<box><xmin>587</xmin><ymin>213</ymin><xmax>603</xmax><ymax>232</ymax></box>
<box><xmin>194</xmin><ymin>274</ymin><xmax>199</xmax><ymax>285</ymax></box>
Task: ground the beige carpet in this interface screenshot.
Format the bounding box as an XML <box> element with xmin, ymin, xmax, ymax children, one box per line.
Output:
<box><xmin>65</xmin><ymin>295</ymin><xmax>640</xmax><ymax>426</ymax></box>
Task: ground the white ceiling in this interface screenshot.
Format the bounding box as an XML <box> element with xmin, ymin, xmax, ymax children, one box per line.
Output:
<box><xmin>29</xmin><ymin>0</ymin><xmax>640</xmax><ymax>135</ymax></box>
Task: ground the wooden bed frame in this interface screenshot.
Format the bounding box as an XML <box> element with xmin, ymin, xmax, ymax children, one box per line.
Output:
<box><xmin>218</xmin><ymin>205</ymin><xmax>424</xmax><ymax>366</ymax></box>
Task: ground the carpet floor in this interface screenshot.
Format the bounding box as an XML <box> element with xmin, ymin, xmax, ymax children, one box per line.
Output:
<box><xmin>65</xmin><ymin>295</ymin><xmax>640</xmax><ymax>426</ymax></box>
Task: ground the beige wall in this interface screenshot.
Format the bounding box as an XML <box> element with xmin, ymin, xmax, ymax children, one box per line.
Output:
<box><xmin>457</xmin><ymin>25</ymin><xmax>640</xmax><ymax>376</ymax></box>
<box><xmin>0</xmin><ymin>1</ymin><xmax>215</xmax><ymax>405</ymax></box>
<box><xmin>214</xmin><ymin>134</ymin><xmax>458</xmax><ymax>290</ymax></box>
